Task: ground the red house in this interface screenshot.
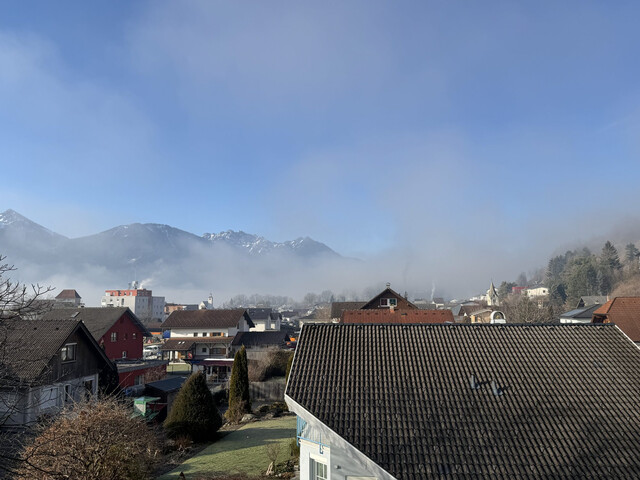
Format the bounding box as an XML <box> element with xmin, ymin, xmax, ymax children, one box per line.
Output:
<box><xmin>42</xmin><ymin>307</ymin><xmax>165</xmax><ymax>389</ymax></box>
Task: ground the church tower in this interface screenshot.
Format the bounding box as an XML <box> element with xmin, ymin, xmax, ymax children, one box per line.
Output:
<box><xmin>486</xmin><ymin>281</ymin><xmax>499</xmax><ymax>306</ymax></box>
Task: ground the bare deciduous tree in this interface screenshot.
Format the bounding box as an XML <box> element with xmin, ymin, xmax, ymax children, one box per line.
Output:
<box><xmin>18</xmin><ymin>398</ymin><xmax>160</xmax><ymax>480</ymax></box>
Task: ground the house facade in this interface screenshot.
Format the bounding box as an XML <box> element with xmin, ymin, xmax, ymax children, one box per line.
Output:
<box><xmin>0</xmin><ymin>319</ymin><xmax>116</xmax><ymax>427</ymax></box>
<box><xmin>161</xmin><ymin>309</ymin><xmax>254</xmax><ymax>383</ymax></box>
<box><xmin>360</xmin><ymin>284</ymin><xmax>418</xmax><ymax>310</ymax></box>
<box><xmin>41</xmin><ymin>307</ymin><xmax>164</xmax><ymax>389</ymax></box>
<box><xmin>247</xmin><ymin>308</ymin><xmax>282</xmax><ymax>331</ymax></box>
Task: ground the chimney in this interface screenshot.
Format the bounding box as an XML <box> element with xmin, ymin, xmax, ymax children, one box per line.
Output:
<box><xmin>390</xmin><ymin>305</ymin><xmax>395</xmax><ymax>313</ymax></box>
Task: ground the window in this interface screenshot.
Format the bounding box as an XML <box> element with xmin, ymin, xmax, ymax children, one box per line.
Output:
<box><xmin>60</xmin><ymin>343</ymin><xmax>76</xmax><ymax>362</ymax></box>
<box><xmin>134</xmin><ymin>375</ymin><xmax>144</xmax><ymax>386</ymax></box>
<box><xmin>111</xmin><ymin>332</ymin><xmax>117</xmax><ymax>342</ymax></box>
<box><xmin>310</xmin><ymin>459</ymin><xmax>327</xmax><ymax>480</ymax></box>
<box><xmin>209</xmin><ymin>332</ymin><xmax>223</xmax><ymax>337</ymax></box>
<box><xmin>211</xmin><ymin>347</ymin><xmax>226</xmax><ymax>356</ymax></box>
<box><xmin>132</xmin><ymin>332</ymin><xmax>137</xmax><ymax>340</ymax></box>
<box><xmin>122</xmin><ymin>351</ymin><xmax>127</xmax><ymax>358</ymax></box>
<box><xmin>193</xmin><ymin>333</ymin><xmax>198</xmax><ymax>337</ymax></box>
<box><xmin>124</xmin><ymin>333</ymin><xmax>128</xmax><ymax>340</ymax></box>
<box><xmin>201</xmin><ymin>347</ymin><xmax>207</xmax><ymax>353</ymax></box>
<box><xmin>380</xmin><ymin>298</ymin><xmax>397</xmax><ymax>307</ymax></box>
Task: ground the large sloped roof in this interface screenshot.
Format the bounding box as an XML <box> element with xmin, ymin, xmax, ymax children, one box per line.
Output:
<box><xmin>231</xmin><ymin>331</ymin><xmax>289</xmax><ymax>347</ymax></box>
<box><xmin>560</xmin><ymin>303</ymin><xmax>602</xmax><ymax>320</ymax></box>
<box><xmin>286</xmin><ymin>323</ymin><xmax>640</xmax><ymax>479</ymax></box>
<box><xmin>0</xmin><ymin>318</ymin><xmax>112</xmax><ymax>383</ymax></box>
<box><xmin>42</xmin><ymin>307</ymin><xmax>150</xmax><ymax>340</ymax></box>
<box><xmin>162</xmin><ymin>309</ymin><xmax>254</xmax><ymax>329</ymax></box>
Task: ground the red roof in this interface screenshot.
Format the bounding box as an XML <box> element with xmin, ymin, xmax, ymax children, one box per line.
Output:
<box><xmin>592</xmin><ymin>297</ymin><xmax>640</xmax><ymax>342</ymax></box>
<box><xmin>342</xmin><ymin>309</ymin><xmax>454</xmax><ymax>324</ymax></box>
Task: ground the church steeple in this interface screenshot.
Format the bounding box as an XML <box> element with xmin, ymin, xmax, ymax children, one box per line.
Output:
<box><xmin>487</xmin><ymin>281</ymin><xmax>499</xmax><ymax>306</ymax></box>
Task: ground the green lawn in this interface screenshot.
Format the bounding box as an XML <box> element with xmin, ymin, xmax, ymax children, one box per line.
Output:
<box><xmin>158</xmin><ymin>416</ymin><xmax>297</xmax><ymax>479</ymax></box>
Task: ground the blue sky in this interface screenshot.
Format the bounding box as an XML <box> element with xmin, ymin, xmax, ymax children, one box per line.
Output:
<box><xmin>2</xmin><ymin>0</ymin><xmax>640</xmax><ymax>268</ymax></box>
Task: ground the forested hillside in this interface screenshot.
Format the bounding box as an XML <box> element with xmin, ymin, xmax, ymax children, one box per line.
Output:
<box><xmin>496</xmin><ymin>241</ymin><xmax>640</xmax><ymax>323</ymax></box>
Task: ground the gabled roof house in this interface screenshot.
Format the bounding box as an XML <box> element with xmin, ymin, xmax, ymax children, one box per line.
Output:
<box><xmin>42</xmin><ymin>307</ymin><xmax>151</xmax><ymax>361</ymax></box>
<box><xmin>0</xmin><ymin>318</ymin><xmax>116</xmax><ymax>427</ymax></box>
<box><xmin>161</xmin><ymin>309</ymin><xmax>254</xmax><ymax>384</ymax></box>
<box><xmin>286</xmin><ymin>323</ymin><xmax>640</xmax><ymax>479</ymax></box>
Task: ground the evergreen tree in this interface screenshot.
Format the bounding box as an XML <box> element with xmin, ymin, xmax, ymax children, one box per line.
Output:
<box><xmin>226</xmin><ymin>346</ymin><xmax>251</xmax><ymax>422</ymax></box>
<box><xmin>546</xmin><ymin>256</ymin><xmax>566</xmax><ymax>284</ymax></box>
<box><xmin>625</xmin><ymin>243</ymin><xmax>640</xmax><ymax>266</ymax></box>
<box><xmin>497</xmin><ymin>281</ymin><xmax>516</xmax><ymax>299</ymax></box>
<box><xmin>601</xmin><ymin>241</ymin><xmax>622</xmax><ymax>271</ymax></box>
<box><xmin>548</xmin><ymin>282</ymin><xmax>567</xmax><ymax>306</ymax></box>
<box><xmin>164</xmin><ymin>372</ymin><xmax>222</xmax><ymax>442</ymax></box>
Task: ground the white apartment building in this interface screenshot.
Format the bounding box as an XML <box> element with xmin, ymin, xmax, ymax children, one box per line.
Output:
<box><xmin>101</xmin><ymin>282</ymin><xmax>165</xmax><ymax>322</ymax></box>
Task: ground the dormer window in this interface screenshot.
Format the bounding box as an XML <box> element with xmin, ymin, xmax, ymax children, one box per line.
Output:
<box><xmin>61</xmin><ymin>343</ymin><xmax>76</xmax><ymax>362</ymax></box>
<box><xmin>380</xmin><ymin>298</ymin><xmax>397</xmax><ymax>307</ymax></box>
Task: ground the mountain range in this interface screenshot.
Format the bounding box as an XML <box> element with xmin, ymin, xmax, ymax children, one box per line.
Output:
<box><xmin>0</xmin><ymin>209</ymin><xmax>347</xmax><ymax>304</ymax></box>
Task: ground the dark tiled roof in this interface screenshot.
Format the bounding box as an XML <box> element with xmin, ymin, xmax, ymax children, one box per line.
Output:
<box><xmin>247</xmin><ymin>308</ymin><xmax>272</xmax><ymax>321</ymax></box>
<box><xmin>162</xmin><ymin>309</ymin><xmax>254</xmax><ymax>329</ymax></box>
<box><xmin>287</xmin><ymin>324</ymin><xmax>640</xmax><ymax>479</ymax></box>
<box><xmin>592</xmin><ymin>297</ymin><xmax>640</xmax><ymax>341</ymax></box>
<box><xmin>578</xmin><ymin>295</ymin><xmax>608</xmax><ymax>307</ymax></box>
<box><xmin>42</xmin><ymin>307</ymin><xmax>151</xmax><ymax>340</ymax></box>
<box><xmin>55</xmin><ymin>289</ymin><xmax>81</xmax><ymax>299</ymax></box>
<box><xmin>330</xmin><ymin>302</ymin><xmax>367</xmax><ymax>319</ymax></box>
<box><xmin>560</xmin><ymin>304</ymin><xmax>602</xmax><ymax>320</ymax></box>
<box><xmin>0</xmin><ymin>318</ymin><xmax>80</xmax><ymax>382</ymax></box>
<box><xmin>1</xmin><ymin>318</ymin><xmax>113</xmax><ymax>383</ymax></box>
<box><xmin>342</xmin><ymin>309</ymin><xmax>454</xmax><ymax>324</ymax></box>
<box><xmin>146</xmin><ymin>376</ymin><xmax>188</xmax><ymax>393</ymax></box>
<box><xmin>231</xmin><ymin>331</ymin><xmax>289</xmax><ymax>347</ymax></box>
